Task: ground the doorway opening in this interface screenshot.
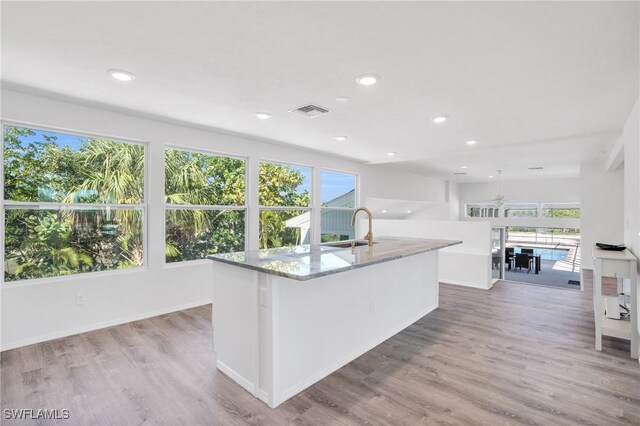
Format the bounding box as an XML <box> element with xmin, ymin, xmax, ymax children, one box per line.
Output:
<box><xmin>502</xmin><ymin>227</ymin><xmax>581</xmax><ymax>289</ymax></box>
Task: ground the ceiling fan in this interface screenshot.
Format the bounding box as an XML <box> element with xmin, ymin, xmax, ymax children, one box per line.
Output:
<box><xmin>476</xmin><ymin>170</ymin><xmax>510</xmax><ymax>208</ymax></box>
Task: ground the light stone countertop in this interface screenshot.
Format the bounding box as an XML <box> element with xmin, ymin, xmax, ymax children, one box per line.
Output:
<box><xmin>207</xmin><ymin>237</ymin><xmax>462</xmax><ymax>281</ymax></box>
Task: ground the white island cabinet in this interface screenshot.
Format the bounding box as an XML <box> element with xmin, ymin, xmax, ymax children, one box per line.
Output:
<box><xmin>208</xmin><ymin>237</ymin><xmax>461</xmax><ymax>408</ymax></box>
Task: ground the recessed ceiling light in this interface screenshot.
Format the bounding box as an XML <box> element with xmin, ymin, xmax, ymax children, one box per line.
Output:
<box><xmin>432</xmin><ymin>116</ymin><xmax>448</xmax><ymax>124</ymax></box>
<box><xmin>336</xmin><ymin>96</ymin><xmax>350</xmax><ymax>103</ymax></box>
<box><xmin>386</xmin><ymin>152</ymin><xmax>396</xmax><ymax>156</ymax></box>
<box><xmin>334</xmin><ymin>136</ymin><xmax>348</xmax><ymax>142</ymax></box>
<box><xmin>488</xmin><ymin>175</ymin><xmax>494</xmax><ymax>179</ymax></box>
<box><xmin>466</xmin><ymin>140</ymin><xmax>478</xmax><ymax>145</ymax></box>
<box><xmin>381</xmin><ymin>210</ymin><xmax>387</xmax><ymax>213</ymax></box>
<box><xmin>109</xmin><ymin>69</ymin><xmax>135</xmax><ymax>81</ymax></box>
<box><xmin>407</xmin><ymin>210</ymin><xmax>412</xmax><ymax>214</ymax></box>
<box><xmin>254</xmin><ymin>112</ymin><xmax>272</xmax><ymax>120</ymax></box>
<box><xmin>461</xmin><ymin>165</ymin><xmax>468</xmax><ymax>169</ymax></box>
<box><xmin>356</xmin><ymin>74</ymin><xmax>380</xmax><ymax>86</ymax></box>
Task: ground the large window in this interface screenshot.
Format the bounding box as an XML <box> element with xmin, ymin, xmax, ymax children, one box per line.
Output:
<box><xmin>3</xmin><ymin>125</ymin><xmax>145</xmax><ymax>282</ymax></box>
<box><xmin>466</xmin><ymin>204</ymin><xmax>499</xmax><ymax>218</ymax></box>
<box><xmin>504</xmin><ymin>203</ymin><xmax>538</xmax><ymax>218</ymax></box>
<box><xmin>258</xmin><ymin>161</ymin><xmax>311</xmax><ymax>249</ymax></box>
<box><xmin>164</xmin><ymin>148</ymin><xmax>246</xmax><ymax>262</ymax></box>
<box><xmin>541</xmin><ymin>203</ymin><xmax>580</xmax><ymax>219</ymax></box>
<box><xmin>507</xmin><ymin>226</ymin><xmax>580</xmax><ymax>247</ymax></box>
<box><xmin>320</xmin><ymin>170</ymin><xmax>357</xmax><ymax>242</ymax></box>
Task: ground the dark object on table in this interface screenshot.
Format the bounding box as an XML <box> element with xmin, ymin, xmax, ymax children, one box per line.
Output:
<box><xmin>521</xmin><ymin>248</ymin><xmax>534</xmax><ymax>255</ymax></box>
<box><xmin>596</xmin><ymin>243</ymin><xmax>626</xmax><ymax>251</ymax></box>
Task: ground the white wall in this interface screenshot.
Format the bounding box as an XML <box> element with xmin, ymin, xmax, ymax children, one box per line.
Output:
<box><xmin>618</xmin><ymin>98</ymin><xmax>639</xmax><ymax>334</ymax></box>
<box><xmin>458</xmin><ymin>177</ymin><xmax>581</xmax><ymax>229</ymax></box>
<box><xmin>448</xmin><ymin>181</ymin><xmax>460</xmax><ymax>220</ymax></box>
<box><xmin>0</xmin><ymin>89</ymin><xmax>449</xmax><ymax>350</ymax></box>
<box><xmin>360</xmin><ymin>166</ymin><xmax>446</xmax><ymax>203</ymax></box>
<box><xmin>579</xmin><ymin>162</ymin><xmax>625</xmax><ymax>270</ymax></box>
<box><xmin>622</xmin><ymin>98</ymin><xmax>639</xmax><ymax>260</ymax></box>
<box><xmin>458</xmin><ymin>165</ymin><xmax>626</xmax><ymax>274</ymax></box>
<box><xmin>406</xmin><ymin>181</ymin><xmax>460</xmax><ymax>221</ymax></box>
<box><xmin>407</xmin><ymin>203</ymin><xmax>451</xmax><ymax>221</ymax></box>
<box><xmin>459</xmin><ymin>177</ymin><xmax>581</xmax><ymax>209</ymax></box>
<box><xmin>364</xmin><ymin>219</ymin><xmax>493</xmax><ymax>289</ymax></box>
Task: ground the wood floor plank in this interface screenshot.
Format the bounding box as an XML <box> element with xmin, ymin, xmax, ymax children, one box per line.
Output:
<box><xmin>1</xmin><ymin>272</ymin><xmax>638</xmax><ymax>425</ymax></box>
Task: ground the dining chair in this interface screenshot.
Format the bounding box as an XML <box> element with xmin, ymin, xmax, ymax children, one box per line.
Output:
<box><xmin>505</xmin><ymin>247</ymin><xmax>514</xmax><ymax>270</ymax></box>
<box><xmin>514</xmin><ymin>253</ymin><xmax>531</xmax><ymax>273</ymax></box>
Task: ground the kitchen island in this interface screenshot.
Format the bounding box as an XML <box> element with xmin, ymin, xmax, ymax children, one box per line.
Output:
<box><xmin>208</xmin><ymin>237</ymin><xmax>461</xmax><ymax>408</ymax></box>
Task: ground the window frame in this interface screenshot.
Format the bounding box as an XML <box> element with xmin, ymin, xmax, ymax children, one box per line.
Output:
<box><xmin>163</xmin><ymin>145</ymin><xmax>248</xmax><ymax>264</ymax></box>
<box><xmin>503</xmin><ymin>203</ymin><xmax>539</xmax><ymax>218</ymax></box>
<box><xmin>258</xmin><ymin>159</ymin><xmax>313</xmax><ymax>247</ymax></box>
<box><xmin>319</xmin><ymin>168</ymin><xmax>358</xmax><ymax>242</ymax></box>
<box><xmin>540</xmin><ymin>203</ymin><xmax>581</xmax><ymax>219</ymax></box>
<box><xmin>1</xmin><ymin>121</ymin><xmax>149</xmax><ymax>285</ymax></box>
<box><xmin>465</xmin><ymin>203</ymin><xmax>499</xmax><ymax>218</ymax></box>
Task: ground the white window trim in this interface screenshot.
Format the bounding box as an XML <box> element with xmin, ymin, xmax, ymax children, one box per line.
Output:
<box><xmin>319</xmin><ymin>168</ymin><xmax>358</xmax><ymax>240</ymax></box>
<box><xmin>258</xmin><ymin>206</ymin><xmax>312</xmax><ymax>211</ymax></box>
<box><xmin>258</xmin><ymin>160</ymin><xmax>313</xmax><ymax>209</ymax></box>
<box><xmin>258</xmin><ymin>160</ymin><xmax>314</xmax><ymax>246</ymax></box>
<box><xmin>319</xmin><ymin>167</ymin><xmax>358</xmax><ymax>208</ymax></box>
<box><xmin>163</xmin><ymin>146</ymin><xmax>248</xmax><ymax>264</ymax></box>
<box><xmin>1</xmin><ymin>121</ymin><xmax>149</xmax><ymax>285</ymax></box>
<box><xmin>465</xmin><ymin>203</ymin><xmax>500</xmax><ymax>218</ymax></box>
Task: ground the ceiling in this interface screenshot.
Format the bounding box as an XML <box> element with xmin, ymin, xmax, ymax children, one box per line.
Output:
<box><xmin>2</xmin><ymin>1</ymin><xmax>638</xmax><ymax>182</ymax></box>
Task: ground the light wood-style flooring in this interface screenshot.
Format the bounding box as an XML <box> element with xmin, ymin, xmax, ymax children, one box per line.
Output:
<box><xmin>2</xmin><ymin>274</ymin><xmax>638</xmax><ymax>425</ymax></box>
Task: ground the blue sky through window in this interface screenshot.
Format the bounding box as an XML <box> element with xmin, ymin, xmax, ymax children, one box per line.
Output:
<box><xmin>321</xmin><ymin>170</ymin><xmax>356</xmax><ymax>204</ymax></box>
<box><xmin>8</xmin><ymin>127</ymin><xmax>355</xmax><ymax>203</ymax></box>
<box><xmin>15</xmin><ymin>128</ymin><xmax>86</xmax><ymax>150</ymax></box>
<box><xmin>287</xmin><ymin>165</ymin><xmax>312</xmax><ymax>195</ymax></box>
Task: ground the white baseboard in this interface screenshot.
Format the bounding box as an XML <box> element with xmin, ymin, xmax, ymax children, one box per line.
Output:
<box><xmin>0</xmin><ymin>299</ymin><xmax>213</xmax><ymax>352</ymax></box>
<box><xmin>273</xmin><ymin>304</ymin><xmax>438</xmax><ymax>408</ymax></box>
<box><xmin>216</xmin><ymin>360</ymin><xmax>256</xmax><ymax>396</ymax></box>
<box><xmin>440</xmin><ymin>279</ymin><xmax>492</xmax><ymax>290</ymax></box>
<box><xmin>256</xmin><ymin>390</ymin><xmax>270</xmax><ymax>406</ymax></box>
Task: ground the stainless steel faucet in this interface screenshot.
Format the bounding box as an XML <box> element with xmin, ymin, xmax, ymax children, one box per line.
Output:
<box><xmin>351</xmin><ymin>207</ymin><xmax>374</xmax><ymax>246</ymax></box>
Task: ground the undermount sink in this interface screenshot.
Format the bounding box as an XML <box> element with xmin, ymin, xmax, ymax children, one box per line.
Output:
<box><xmin>325</xmin><ymin>241</ymin><xmax>376</xmax><ymax>248</ymax></box>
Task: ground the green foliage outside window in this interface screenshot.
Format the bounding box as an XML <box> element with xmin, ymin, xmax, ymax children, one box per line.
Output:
<box><xmin>165</xmin><ymin>209</ymin><xmax>245</xmax><ymax>262</ymax></box>
<box><xmin>259</xmin><ymin>209</ymin><xmax>306</xmax><ymax>249</ymax></box>
<box><xmin>164</xmin><ymin>148</ymin><xmax>247</xmax><ymax>262</ymax></box>
<box><xmin>3</xmin><ymin>126</ymin><xmax>144</xmax><ymax>282</ymax></box>
<box><xmin>258</xmin><ymin>162</ymin><xmax>311</xmax><ymax>249</ymax></box>
<box><xmin>504</xmin><ymin>207</ymin><xmax>537</xmax><ymax>218</ymax></box>
<box><xmin>3</xmin><ymin>127</ymin><xmax>319</xmax><ymax>280</ymax></box>
<box><xmin>258</xmin><ymin>162</ymin><xmax>310</xmax><ymax>207</ymax></box>
<box><xmin>542</xmin><ymin>208</ymin><xmax>580</xmax><ymax>218</ymax></box>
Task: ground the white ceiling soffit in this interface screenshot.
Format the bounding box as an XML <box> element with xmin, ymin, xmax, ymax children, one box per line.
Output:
<box><xmin>385</xmin><ymin>130</ymin><xmax>617</xmax><ymax>182</ymax></box>
<box><xmin>1</xmin><ymin>2</ymin><xmax>638</xmax><ymax>181</ymax></box>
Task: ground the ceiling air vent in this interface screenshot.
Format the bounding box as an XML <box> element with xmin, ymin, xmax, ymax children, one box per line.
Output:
<box><xmin>528</xmin><ymin>167</ymin><xmax>544</xmax><ymax>170</ymax></box>
<box><xmin>454</xmin><ymin>172</ymin><xmax>467</xmax><ymax>175</ymax></box>
<box><xmin>289</xmin><ymin>104</ymin><xmax>331</xmax><ymax>118</ymax></box>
